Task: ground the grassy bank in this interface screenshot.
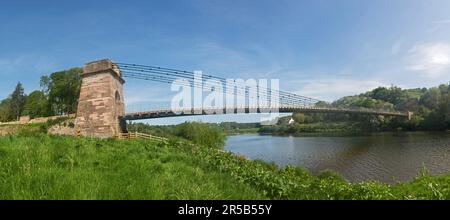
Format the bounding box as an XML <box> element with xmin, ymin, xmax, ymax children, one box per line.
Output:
<box><xmin>0</xmin><ymin>133</ymin><xmax>449</xmax><ymax>200</ymax></box>
<box><xmin>0</xmin><ymin>134</ymin><xmax>262</xmax><ymax>199</ymax></box>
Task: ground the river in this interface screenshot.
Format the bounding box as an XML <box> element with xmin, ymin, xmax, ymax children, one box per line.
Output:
<box><xmin>225</xmin><ymin>132</ymin><xmax>450</xmax><ymax>183</ymax></box>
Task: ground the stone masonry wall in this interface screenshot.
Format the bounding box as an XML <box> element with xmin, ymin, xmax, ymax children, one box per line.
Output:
<box><xmin>75</xmin><ymin>59</ymin><xmax>125</xmax><ymax>138</ymax></box>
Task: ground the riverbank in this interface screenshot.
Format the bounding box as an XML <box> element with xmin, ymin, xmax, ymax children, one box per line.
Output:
<box><xmin>257</xmin><ymin>122</ymin><xmax>383</xmax><ymax>136</ymax></box>
<box><xmin>257</xmin><ymin>130</ymin><xmax>450</xmax><ymax>138</ymax></box>
<box><xmin>225</xmin><ymin>132</ymin><xmax>450</xmax><ymax>184</ymax></box>
<box><xmin>0</xmin><ymin>133</ymin><xmax>448</xmax><ymax>199</ymax></box>
<box><xmin>226</xmin><ymin>128</ymin><xmax>260</xmax><ymax>135</ymax></box>
<box><xmin>256</xmin><ymin>121</ymin><xmax>450</xmax><ymax>137</ymax></box>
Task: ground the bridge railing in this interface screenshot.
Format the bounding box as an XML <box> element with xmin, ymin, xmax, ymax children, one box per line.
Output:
<box><xmin>124</xmin><ymin>105</ymin><xmax>409</xmax><ymax>117</ymax></box>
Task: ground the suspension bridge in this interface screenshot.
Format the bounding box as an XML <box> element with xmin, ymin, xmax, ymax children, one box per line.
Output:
<box><xmin>74</xmin><ymin>59</ymin><xmax>412</xmax><ymax>138</ymax></box>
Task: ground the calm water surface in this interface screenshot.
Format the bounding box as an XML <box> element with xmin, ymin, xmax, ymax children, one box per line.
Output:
<box><xmin>225</xmin><ymin>132</ymin><xmax>450</xmax><ymax>183</ymax></box>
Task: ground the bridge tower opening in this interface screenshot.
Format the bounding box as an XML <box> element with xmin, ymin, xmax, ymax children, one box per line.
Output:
<box><xmin>75</xmin><ymin>59</ymin><xmax>127</xmax><ymax>138</ymax></box>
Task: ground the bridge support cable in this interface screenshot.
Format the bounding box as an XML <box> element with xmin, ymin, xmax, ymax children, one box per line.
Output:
<box><xmin>122</xmin><ymin>71</ymin><xmax>310</xmax><ymax>108</ymax></box>
<box><xmin>117</xmin><ymin>63</ymin><xmax>319</xmax><ymax>105</ymax></box>
<box><xmin>115</xmin><ymin>62</ymin><xmax>321</xmax><ymax>106</ymax></box>
<box><xmin>120</xmin><ymin>68</ymin><xmax>303</xmax><ymax>106</ymax></box>
<box><xmin>121</xmin><ymin>71</ymin><xmax>276</xmax><ymax>106</ymax></box>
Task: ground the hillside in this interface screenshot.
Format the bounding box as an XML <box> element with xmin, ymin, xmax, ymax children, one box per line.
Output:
<box><xmin>262</xmin><ymin>84</ymin><xmax>450</xmax><ymax>134</ymax></box>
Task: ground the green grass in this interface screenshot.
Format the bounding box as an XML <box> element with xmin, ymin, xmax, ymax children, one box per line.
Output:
<box><xmin>0</xmin><ymin>134</ymin><xmax>263</xmax><ymax>200</ymax></box>
<box><xmin>0</xmin><ymin>133</ymin><xmax>449</xmax><ymax>200</ymax></box>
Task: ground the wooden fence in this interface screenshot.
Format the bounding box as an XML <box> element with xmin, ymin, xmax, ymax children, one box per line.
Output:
<box><xmin>115</xmin><ymin>132</ymin><xmax>168</xmax><ymax>142</ymax></box>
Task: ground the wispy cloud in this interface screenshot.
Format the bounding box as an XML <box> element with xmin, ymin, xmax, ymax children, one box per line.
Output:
<box><xmin>405</xmin><ymin>42</ymin><xmax>450</xmax><ymax>78</ymax></box>
<box><xmin>427</xmin><ymin>19</ymin><xmax>450</xmax><ymax>33</ymax></box>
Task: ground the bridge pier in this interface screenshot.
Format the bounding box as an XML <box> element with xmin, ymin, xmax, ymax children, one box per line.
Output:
<box><xmin>75</xmin><ymin>59</ymin><xmax>127</xmax><ymax>138</ymax></box>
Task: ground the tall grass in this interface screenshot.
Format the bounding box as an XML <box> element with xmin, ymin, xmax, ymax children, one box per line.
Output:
<box><xmin>0</xmin><ymin>134</ymin><xmax>262</xmax><ymax>200</ymax></box>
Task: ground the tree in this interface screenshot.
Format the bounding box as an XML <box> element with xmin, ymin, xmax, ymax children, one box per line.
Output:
<box><xmin>0</xmin><ymin>98</ymin><xmax>13</xmax><ymax>122</ymax></box>
<box><xmin>40</xmin><ymin>75</ymin><xmax>51</xmax><ymax>95</ymax></box>
<box><xmin>40</xmin><ymin>68</ymin><xmax>82</xmax><ymax>115</ymax></box>
<box><xmin>175</xmin><ymin>122</ymin><xmax>226</xmax><ymax>149</ymax></box>
<box><xmin>315</xmin><ymin>101</ymin><xmax>331</xmax><ymax>108</ymax></box>
<box><xmin>370</xmin><ymin>86</ymin><xmax>409</xmax><ymax>106</ymax></box>
<box><xmin>292</xmin><ymin>113</ymin><xmax>306</xmax><ymax>124</ymax></box>
<box><xmin>23</xmin><ymin>90</ymin><xmax>50</xmax><ymax>118</ymax></box>
<box><xmin>437</xmin><ymin>93</ymin><xmax>450</xmax><ymax>129</ymax></box>
<box><xmin>419</xmin><ymin>88</ymin><xmax>440</xmax><ymax>109</ymax></box>
<box><xmin>10</xmin><ymin>82</ymin><xmax>26</xmax><ymax>120</ymax></box>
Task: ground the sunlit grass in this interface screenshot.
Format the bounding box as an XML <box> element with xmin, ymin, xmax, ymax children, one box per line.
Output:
<box><xmin>0</xmin><ymin>134</ymin><xmax>263</xmax><ymax>200</ymax></box>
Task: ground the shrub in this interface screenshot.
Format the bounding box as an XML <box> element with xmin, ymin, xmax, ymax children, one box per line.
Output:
<box><xmin>174</xmin><ymin>122</ymin><xmax>226</xmax><ymax>149</ymax></box>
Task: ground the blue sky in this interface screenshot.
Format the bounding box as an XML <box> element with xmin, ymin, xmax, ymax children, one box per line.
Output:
<box><xmin>1</xmin><ymin>0</ymin><xmax>449</xmax><ymax>124</ymax></box>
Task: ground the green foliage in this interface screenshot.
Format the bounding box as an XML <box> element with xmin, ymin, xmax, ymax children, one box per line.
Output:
<box><xmin>128</xmin><ymin>122</ymin><xmax>227</xmax><ymax>149</ymax></box>
<box><xmin>126</xmin><ymin>123</ymin><xmax>177</xmax><ymax>138</ymax></box>
<box><xmin>40</xmin><ymin>68</ymin><xmax>82</xmax><ymax>115</ymax></box>
<box><xmin>369</xmin><ymin>86</ymin><xmax>410</xmax><ymax>106</ymax></box>
<box><xmin>217</xmin><ymin>122</ymin><xmax>260</xmax><ymax>134</ymax></box>
<box><xmin>315</xmin><ymin>101</ymin><xmax>331</xmax><ymax>108</ymax></box>
<box><xmin>36</xmin><ymin>117</ymin><xmax>73</xmax><ymax>134</ymax></box>
<box><xmin>0</xmin><ymin>82</ymin><xmax>30</xmax><ymax>122</ymax></box>
<box><xmin>0</xmin><ymin>135</ymin><xmax>262</xmax><ymax>200</ymax></box>
<box><xmin>333</xmin><ymin>95</ymin><xmax>394</xmax><ymax>111</ymax></box>
<box><xmin>23</xmin><ymin>91</ymin><xmax>50</xmax><ymax>118</ymax></box>
<box><xmin>174</xmin><ymin>122</ymin><xmax>226</xmax><ymax>149</ymax></box>
<box><xmin>0</xmin><ymin>67</ymin><xmax>82</xmax><ymax>122</ymax></box>
<box><xmin>420</xmin><ymin>88</ymin><xmax>441</xmax><ymax>109</ymax></box>
<box><xmin>0</xmin><ymin>124</ymin><xmax>47</xmax><ymax>136</ymax></box>
<box><xmin>260</xmin><ymin>122</ymin><xmax>361</xmax><ymax>135</ymax></box>
<box><xmin>46</xmin><ymin>117</ymin><xmax>71</xmax><ymax>127</ymax></box>
<box><xmin>270</xmin><ymin>84</ymin><xmax>450</xmax><ymax>134</ymax></box>
<box><xmin>10</xmin><ymin>82</ymin><xmax>26</xmax><ymax>120</ymax></box>
<box><xmin>217</xmin><ymin>122</ymin><xmax>260</xmax><ymax>130</ymax></box>
<box><xmin>292</xmin><ymin>113</ymin><xmax>306</xmax><ymax>124</ymax></box>
<box><xmin>0</xmin><ymin>98</ymin><xmax>14</xmax><ymax>122</ymax></box>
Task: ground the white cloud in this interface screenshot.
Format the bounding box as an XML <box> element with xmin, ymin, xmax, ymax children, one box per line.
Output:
<box><xmin>405</xmin><ymin>42</ymin><xmax>450</xmax><ymax>78</ymax></box>
<box><xmin>292</xmin><ymin>79</ymin><xmax>387</xmax><ymax>102</ymax></box>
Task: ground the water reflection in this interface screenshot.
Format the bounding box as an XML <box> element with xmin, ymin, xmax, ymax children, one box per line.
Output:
<box><xmin>225</xmin><ymin>132</ymin><xmax>450</xmax><ymax>183</ymax></box>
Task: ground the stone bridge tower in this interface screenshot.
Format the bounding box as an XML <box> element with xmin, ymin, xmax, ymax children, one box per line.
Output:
<box><xmin>75</xmin><ymin>59</ymin><xmax>127</xmax><ymax>138</ymax></box>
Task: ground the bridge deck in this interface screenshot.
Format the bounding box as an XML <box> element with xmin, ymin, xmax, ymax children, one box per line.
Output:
<box><xmin>123</xmin><ymin>106</ymin><xmax>411</xmax><ymax>121</ymax></box>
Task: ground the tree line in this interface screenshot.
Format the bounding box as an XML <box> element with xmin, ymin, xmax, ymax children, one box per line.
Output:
<box><xmin>276</xmin><ymin>84</ymin><xmax>450</xmax><ymax>132</ymax></box>
<box><xmin>0</xmin><ymin>68</ymin><xmax>82</xmax><ymax>122</ymax></box>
